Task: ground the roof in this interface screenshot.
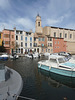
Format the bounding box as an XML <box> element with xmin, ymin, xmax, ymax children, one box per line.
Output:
<box><xmin>44</xmin><ymin>26</ymin><xmax>75</xmax><ymax>31</ymax></box>
<box><xmin>3</xmin><ymin>29</ymin><xmax>33</xmax><ymax>33</ymax></box>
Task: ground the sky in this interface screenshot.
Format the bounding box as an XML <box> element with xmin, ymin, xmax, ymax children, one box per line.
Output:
<box><xmin>0</xmin><ymin>0</ymin><xmax>75</xmax><ymax>32</ymax></box>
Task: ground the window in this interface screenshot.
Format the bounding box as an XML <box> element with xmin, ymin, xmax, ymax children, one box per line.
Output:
<box><xmin>50</xmin><ymin>38</ymin><xmax>52</xmax><ymax>41</ymax></box>
<box><xmin>16</xmin><ymin>31</ymin><xmax>19</xmax><ymax>34</ymax></box>
<box><xmin>48</xmin><ymin>49</ymin><xmax>50</xmax><ymax>52</ymax></box>
<box><xmin>55</xmin><ymin>42</ymin><xmax>56</xmax><ymax>44</ymax></box>
<box><xmin>30</xmin><ymin>37</ymin><xmax>32</xmax><ymax>42</ymax></box>
<box><xmin>25</xmin><ymin>37</ymin><xmax>27</xmax><ymax>41</ymax></box>
<box><xmin>38</xmin><ymin>22</ymin><xmax>40</xmax><ymax>26</ymax></box>
<box><xmin>60</xmin><ymin>33</ymin><xmax>62</xmax><ymax>38</ymax></box>
<box><xmin>21</xmin><ymin>42</ymin><xmax>23</xmax><ymax>47</ymax></box>
<box><xmin>65</xmin><ymin>33</ymin><xmax>67</xmax><ymax>38</ymax></box>
<box><xmin>16</xmin><ymin>35</ymin><xmax>18</xmax><ymax>40</ymax></box>
<box><xmin>4</xmin><ymin>34</ymin><xmax>9</xmax><ymax>38</ymax></box>
<box><xmin>12</xmin><ymin>41</ymin><xmax>14</xmax><ymax>45</ymax></box>
<box><xmin>21</xmin><ymin>36</ymin><xmax>23</xmax><ymax>40</ymax></box>
<box><xmin>54</xmin><ymin>32</ymin><xmax>56</xmax><ymax>37</ymax></box>
<box><xmin>39</xmin><ymin>38</ymin><xmax>41</xmax><ymax>41</ymax></box>
<box><xmin>20</xmin><ymin>31</ymin><xmax>22</xmax><ymax>34</ymax></box>
<box><xmin>16</xmin><ymin>42</ymin><xmax>18</xmax><ymax>46</ymax></box>
<box><xmin>34</xmin><ymin>43</ymin><xmax>37</xmax><ymax>47</ymax></box>
<box><xmin>26</xmin><ymin>32</ymin><xmax>28</xmax><ymax>36</ymax></box>
<box><xmin>0</xmin><ymin>34</ymin><xmax>1</xmax><ymax>39</ymax></box>
<box><xmin>4</xmin><ymin>41</ymin><xmax>9</xmax><ymax>45</ymax></box>
<box><xmin>50</xmin><ymin>58</ymin><xmax>57</xmax><ymax>63</ymax></box>
<box><xmin>70</xmin><ymin>34</ymin><xmax>72</xmax><ymax>38</ymax></box>
<box><xmin>30</xmin><ymin>43</ymin><xmax>32</xmax><ymax>47</ymax></box>
<box><xmin>50</xmin><ymin>43</ymin><xmax>52</xmax><ymax>47</ymax></box>
<box><xmin>46</xmin><ymin>49</ymin><xmax>47</xmax><ymax>52</ymax></box>
<box><xmin>58</xmin><ymin>41</ymin><xmax>59</xmax><ymax>44</ymax></box>
<box><xmin>12</xmin><ymin>35</ymin><xmax>14</xmax><ymax>38</ymax></box>
<box><xmin>25</xmin><ymin>43</ymin><xmax>27</xmax><ymax>47</ymax></box>
<box><xmin>42</xmin><ymin>38</ymin><xmax>45</xmax><ymax>41</ymax></box>
<box><xmin>34</xmin><ymin>38</ymin><xmax>36</xmax><ymax>41</ymax></box>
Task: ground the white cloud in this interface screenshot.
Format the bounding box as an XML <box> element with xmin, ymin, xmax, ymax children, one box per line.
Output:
<box><xmin>46</xmin><ymin>16</ymin><xmax>64</xmax><ymax>25</ymax></box>
<box><xmin>0</xmin><ymin>0</ymin><xmax>10</xmax><ymax>9</ymax></box>
<box><xmin>16</xmin><ymin>17</ymin><xmax>34</xmax><ymax>31</ymax></box>
<box><xmin>65</xmin><ymin>23</ymin><xmax>75</xmax><ymax>29</ymax></box>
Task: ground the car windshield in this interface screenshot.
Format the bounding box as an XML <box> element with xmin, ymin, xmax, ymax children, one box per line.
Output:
<box><xmin>58</xmin><ymin>58</ymin><xmax>66</xmax><ymax>63</ymax></box>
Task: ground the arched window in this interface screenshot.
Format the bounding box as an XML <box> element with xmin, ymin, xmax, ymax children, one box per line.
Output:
<box><xmin>38</xmin><ymin>22</ymin><xmax>40</xmax><ymax>26</ymax></box>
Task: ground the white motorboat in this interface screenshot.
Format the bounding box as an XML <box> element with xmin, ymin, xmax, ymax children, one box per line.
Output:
<box><xmin>38</xmin><ymin>55</ymin><xmax>75</xmax><ymax>77</ymax></box>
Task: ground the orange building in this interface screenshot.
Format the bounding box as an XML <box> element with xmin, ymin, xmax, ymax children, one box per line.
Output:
<box><xmin>2</xmin><ymin>29</ymin><xmax>15</xmax><ymax>54</ymax></box>
<box><xmin>0</xmin><ymin>32</ymin><xmax>3</xmax><ymax>46</ymax></box>
<box><xmin>53</xmin><ymin>37</ymin><xmax>67</xmax><ymax>53</ymax></box>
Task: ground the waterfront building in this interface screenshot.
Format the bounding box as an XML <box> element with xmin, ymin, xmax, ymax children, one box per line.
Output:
<box><xmin>34</xmin><ymin>32</ymin><xmax>47</xmax><ymax>53</ymax></box>
<box><xmin>43</xmin><ymin>26</ymin><xmax>75</xmax><ymax>54</ymax></box>
<box><xmin>0</xmin><ymin>32</ymin><xmax>3</xmax><ymax>46</ymax></box>
<box><xmin>53</xmin><ymin>37</ymin><xmax>66</xmax><ymax>53</ymax></box>
<box><xmin>35</xmin><ymin>14</ymin><xmax>75</xmax><ymax>54</ymax></box>
<box><xmin>34</xmin><ymin>14</ymin><xmax>47</xmax><ymax>53</ymax></box>
<box><xmin>2</xmin><ymin>29</ymin><xmax>15</xmax><ymax>54</ymax></box>
<box><xmin>14</xmin><ymin>28</ymin><xmax>34</xmax><ymax>54</ymax></box>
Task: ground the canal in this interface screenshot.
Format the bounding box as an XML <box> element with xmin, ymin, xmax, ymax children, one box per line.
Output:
<box><xmin>4</xmin><ymin>56</ymin><xmax>75</xmax><ymax>100</ymax></box>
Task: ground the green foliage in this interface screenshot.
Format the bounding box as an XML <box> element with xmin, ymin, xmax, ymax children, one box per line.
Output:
<box><xmin>0</xmin><ymin>41</ymin><xmax>6</xmax><ymax>52</ymax></box>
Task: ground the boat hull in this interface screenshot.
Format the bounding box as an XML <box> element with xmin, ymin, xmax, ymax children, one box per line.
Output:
<box><xmin>38</xmin><ymin>64</ymin><xmax>75</xmax><ymax>77</ymax></box>
<box><xmin>0</xmin><ymin>57</ymin><xmax>8</xmax><ymax>60</ymax></box>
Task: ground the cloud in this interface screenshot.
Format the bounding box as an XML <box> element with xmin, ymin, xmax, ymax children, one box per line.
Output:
<box><xmin>16</xmin><ymin>17</ymin><xmax>35</xmax><ymax>31</ymax></box>
<box><xmin>0</xmin><ymin>17</ymin><xmax>35</xmax><ymax>32</ymax></box>
<box><xmin>0</xmin><ymin>0</ymin><xmax>75</xmax><ymax>32</ymax></box>
<box><xmin>0</xmin><ymin>0</ymin><xmax>10</xmax><ymax>9</ymax></box>
<box><xmin>45</xmin><ymin>16</ymin><xmax>64</xmax><ymax>26</ymax></box>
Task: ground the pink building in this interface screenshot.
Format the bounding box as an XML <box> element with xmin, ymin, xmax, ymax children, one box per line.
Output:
<box><xmin>2</xmin><ymin>29</ymin><xmax>15</xmax><ymax>54</ymax></box>
<box><xmin>53</xmin><ymin>37</ymin><xmax>67</xmax><ymax>53</ymax></box>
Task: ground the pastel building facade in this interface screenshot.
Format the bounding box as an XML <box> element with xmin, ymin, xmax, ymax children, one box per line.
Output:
<box><xmin>43</xmin><ymin>26</ymin><xmax>75</xmax><ymax>54</ymax></box>
<box><xmin>2</xmin><ymin>29</ymin><xmax>15</xmax><ymax>54</ymax></box>
<box><xmin>14</xmin><ymin>28</ymin><xmax>34</xmax><ymax>54</ymax></box>
<box><xmin>0</xmin><ymin>32</ymin><xmax>3</xmax><ymax>46</ymax></box>
<box><xmin>35</xmin><ymin>14</ymin><xmax>75</xmax><ymax>54</ymax></box>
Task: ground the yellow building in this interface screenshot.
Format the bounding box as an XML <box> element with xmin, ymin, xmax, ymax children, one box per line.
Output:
<box><xmin>0</xmin><ymin>32</ymin><xmax>3</xmax><ymax>46</ymax></box>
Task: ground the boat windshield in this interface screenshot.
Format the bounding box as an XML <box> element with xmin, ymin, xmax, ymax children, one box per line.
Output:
<box><xmin>50</xmin><ymin>58</ymin><xmax>57</xmax><ymax>63</ymax></box>
<box><xmin>58</xmin><ymin>58</ymin><xmax>66</xmax><ymax>63</ymax></box>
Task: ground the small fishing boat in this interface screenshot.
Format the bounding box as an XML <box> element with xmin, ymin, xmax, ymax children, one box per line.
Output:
<box><xmin>0</xmin><ymin>53</ymin><xmax>8</xmax><ymax>60</ymax></box>
<box><xmin>38</xmin><ymin>55</ymin><xmax>75</xmax><ymax>77</ymax></box>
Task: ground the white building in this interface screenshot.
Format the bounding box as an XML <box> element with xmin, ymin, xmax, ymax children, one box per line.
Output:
<box><xmin>14</xmin><ymin>28</ymin><xmax>34</xmax><ymax>54</ymax></box>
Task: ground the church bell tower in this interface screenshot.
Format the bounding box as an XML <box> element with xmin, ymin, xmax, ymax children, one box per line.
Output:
<box><xmin>35</xmin><ymin>14</ymin><xmax>43</xmax><ymax>33</ymax></box>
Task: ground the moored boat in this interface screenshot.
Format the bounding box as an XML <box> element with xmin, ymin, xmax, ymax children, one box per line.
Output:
<box><xmin>38</xmin><ymin>55</ymin><xmax>75</xmax><ymax>77</ymax></box>
<box><xmin>0</xmin><ymin>63</ymin><xmax>23</xmax><ymax>100</ymax></box>
<box><xmin>0</xmin><ymin>53</ymin><xmax>9</xmax><ymax>60</ymax></box>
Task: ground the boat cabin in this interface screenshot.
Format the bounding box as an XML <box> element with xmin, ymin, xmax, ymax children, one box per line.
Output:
<box><xmin>49</xmin><ymin>55</ymin><xmax>66</xmax><ymax>64</ymax></box>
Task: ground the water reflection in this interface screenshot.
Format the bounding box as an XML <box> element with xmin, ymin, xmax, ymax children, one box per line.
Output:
<box><xmin>38</xmin><ymin>69</ymin><xmax>75</xmax><ymax>88</ymax></box>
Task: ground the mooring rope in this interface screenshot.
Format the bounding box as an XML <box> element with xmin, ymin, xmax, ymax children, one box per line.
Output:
<box><xmin>13</xmin><ymin>94</ymin><xmax>36</xmax><ymax>100</ymax></box>
<box><xmin>17</xmin><ymin>95</ymin><xmax>35</xmax><ymax>100</ymax></box>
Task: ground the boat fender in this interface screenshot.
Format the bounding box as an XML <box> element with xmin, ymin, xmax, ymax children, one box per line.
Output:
<box><xmin>39</xmin><ymin>64</ymin><xmax>41</xmax><ymax>68</ymax></box>
<box><xmin>49</xmin><ymin>65</ymin><xmax>51</xmax><ymax>70</ymax></box>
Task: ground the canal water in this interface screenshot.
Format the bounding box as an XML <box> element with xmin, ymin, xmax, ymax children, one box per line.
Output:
<box><xmin>4</xmin><ymin>56</ymin><xmax>75</xmax><ymax>100</ymax></box>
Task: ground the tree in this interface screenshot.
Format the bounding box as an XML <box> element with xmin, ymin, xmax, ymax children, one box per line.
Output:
<box><xmin>0</xmin><ymin>41</ymin><xmax>6</xmax><ymax>52</ymax></box>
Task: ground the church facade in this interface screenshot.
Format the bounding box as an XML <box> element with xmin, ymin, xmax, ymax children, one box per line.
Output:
<box><xmin>34</xmin><ymin>14</ymin><xmax>75</xmax><ymax>54</ymax></box>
